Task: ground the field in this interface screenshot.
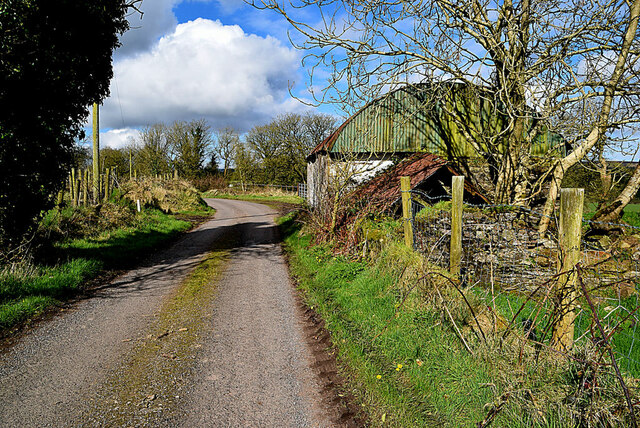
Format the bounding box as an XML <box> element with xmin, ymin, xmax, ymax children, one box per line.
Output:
<box><xmin>202</xmin><ymin>188</ymin><xmax>304</xmax><ymax>205</ymax></box>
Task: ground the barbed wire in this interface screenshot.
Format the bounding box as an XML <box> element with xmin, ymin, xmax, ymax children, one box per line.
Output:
<box><xmin>407</xmin><ymin>188</ymin><xmax>640</xmax><ymax>234</ymax></box>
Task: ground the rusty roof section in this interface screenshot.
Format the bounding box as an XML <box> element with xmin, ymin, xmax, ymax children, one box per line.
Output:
<box><xmin>349</xmin><ymin>152</ymin><xmax>489</xmax><ymax>209</ymax></box>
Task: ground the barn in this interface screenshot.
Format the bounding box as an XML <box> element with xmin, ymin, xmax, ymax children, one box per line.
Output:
<box><xmin>306</xmin><ymin>82</ymin><xmax>563</xmax><ymax>208</ymax></box>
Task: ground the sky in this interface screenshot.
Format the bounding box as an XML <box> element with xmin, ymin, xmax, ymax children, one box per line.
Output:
<box><xmin>95</xmin><ymin>0</ymin><xmax>325</xmax><ymax>149</ymax></box>
<box><xmin>91</xmin><ymin>1</ymin><xmax>639</xmax><ymax>161</ymax></box>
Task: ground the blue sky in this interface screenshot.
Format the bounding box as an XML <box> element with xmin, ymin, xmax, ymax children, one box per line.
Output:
<box><xmin>97</xmin><ymin>0</ymin><xmax>328</xmax><ymax>148</ymax></box>
<box><xmin>94</xmin><ymin>1</ymin><xmax>639</xmax><ymax>162</ymax></box>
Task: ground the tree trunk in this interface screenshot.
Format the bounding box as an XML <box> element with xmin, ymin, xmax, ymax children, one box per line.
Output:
<box><xmin>538</xmin><ymin>0</ymin><xmax>640</xmax><ymax>235</ymax></box>
<box><xmin>539</xmin><ymin>129</ymin><xmax>599</xmax><ymax>235</ymax></box>
<box><xmin>592</xmin><ymin>163</ymin><xmax>640</xmax><ymax>224</ymax></box>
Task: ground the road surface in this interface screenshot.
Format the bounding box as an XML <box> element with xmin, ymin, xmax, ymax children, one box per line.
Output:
<box><xmin>0</xmin><ymin>199</ymin><xmax>338</xmax><ymax>427</ymax></box>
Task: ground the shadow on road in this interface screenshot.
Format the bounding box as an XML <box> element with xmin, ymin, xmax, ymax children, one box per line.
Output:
<box><xmin>83</xmin><ymin>214</ymin><xmax>283</xmax><ymax>300</ymax></box>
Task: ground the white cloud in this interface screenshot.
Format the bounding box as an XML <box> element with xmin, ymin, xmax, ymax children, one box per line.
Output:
<box><xmin>214</xmin><ymin>0</ymin><xmax>244</xmax><ymax>14</ymax></box>
<box><xmin>102</xmin><ymin>18</ymin><xmax>303</xmax><ymax>132</ymax></box>
<box><xmin>101</xmin><ymin>128</ymin><xmax>140</xmax><ymax>149</ymax></box>
<box><xmin>116</xmin><ymin>0</ymin><xmax>179</xmax><ymax>58</ymax></box>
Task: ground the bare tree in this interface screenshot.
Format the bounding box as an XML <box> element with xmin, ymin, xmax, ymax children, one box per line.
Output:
<box><xmin>252</xmin><ymin>0</ymin><xmax>640</xmax><ymax>228</ymax></box>
<box><xmin>245</xmin><ymin>123</ymin><xmax>280</xmax><ymax>160</ymax></box>
<box><xmin>593</xmin><ymin>163</ymin><xmax>640</xmax><ymax>224</ymax></box>
<box><xmin>243</xmin><ymin>112</ymin><xmax>337</xmax><ymax>183</ymax></box>
<box><xmin>303</xmin><ymin>112</ymin><xmax>337</xmax><ymax>150</ymax></box>
<box><xmin>214</xmin><ymin>127</ymin><xmax>239</xmax><ymax>177</ymax></box>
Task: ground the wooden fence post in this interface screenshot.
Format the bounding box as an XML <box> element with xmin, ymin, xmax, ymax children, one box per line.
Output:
<box><xmin>400</xmin><ymin>176</ymin><xmax>414</xmax><ymax>248</ymax></box>
<box><xmin>104</xmin><ymin>168</ymin><xmax>110</xmax><ymax>203</ymax></box>
<box><xmin>552</xmin><ymin>188</ymin><xmax>584</xmax><ymax>352</ymax></box>
<box><xmin>450</xmin><ymin>176</ymin><xmax>464</xmax><ymax>278</ymax></box>
<box><xmin>56</xmin><ymin>188</ymin><xmax>64</xmax><ymax>208</ymax></box>
<box><xmin>70</xmin><ymin>168</ymin><xmax>77</xmax><ymax>207</ymax></box>
<box><xmin>83</xmin><ymin>169</ymin><xmax>89</xmax><ymax>206</ymax></box>
<box><xmin>74</xmin><ymin>178</ymin><xmax>80</xmax><ymax>207</ymax></box>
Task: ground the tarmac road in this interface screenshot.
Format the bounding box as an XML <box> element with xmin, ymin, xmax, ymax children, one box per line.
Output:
<box><xmin>0</xmin><ymin>199</ymin><xmax>333</xmax><ymax>427</ymax></box>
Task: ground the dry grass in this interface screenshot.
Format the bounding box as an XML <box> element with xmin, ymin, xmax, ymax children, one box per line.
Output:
<box><xmin>121</xmin><ymin>178</ymin><xmax>207</xmax><ymax>214</ymax></box>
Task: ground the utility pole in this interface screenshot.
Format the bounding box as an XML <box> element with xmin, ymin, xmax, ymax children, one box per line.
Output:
<box><xmin>92</xmin><ymin>102</ymin><xmax>100</xmax><ymax>203</ymax></box>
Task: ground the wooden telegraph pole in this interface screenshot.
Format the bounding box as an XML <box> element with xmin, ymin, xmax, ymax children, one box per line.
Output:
<box><xmin>92</xmin><ymin>102</ymin><xmax>100</xmax><ymax>203</ymax></box>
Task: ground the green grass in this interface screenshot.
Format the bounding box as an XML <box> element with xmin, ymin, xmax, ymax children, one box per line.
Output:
<box><xmin>622</xmin><ymin>208</ymin><xmax>640</xmax><ymax>228</ymax></box>
<box><xmin>0</xmin><ymin>296</ymin><xmax>57</xmax><ymax>330</ymax></box>
<box><xmin>202</xmin><ymin>191</ymin><xmax>304</xmax><ymax>205</ymax></box>
<box><xmin>56</xmin><ymin>209</ymin><xmax>192</xmax><ymax>268</ymax></box>
<box><xmin>584</xmin><ymin>202</ymin><xmax>640</xmax><ymax>226</ymax></box>
<box><xmin>0</xmin><ymin>204</ymin><xmax>212</xmax><ymax>333</ymax></box>
<box><xmin>414</xmin><ymin>200</ymin><xmax>451</xmax><ymax>221</ymax></box>
<box><xmin>279</xmin><ymin>214</ymin><xmax>637</xmax><ymax>427</ymax></box>
<box><xmin>474</xmin><ymin>286</ymin><xmax>640</xmax><ymax>378</ymax></box>
<box><xmin>280</xmin><ymin>219</ymin><xmax>505</xmax><ymax>426</ymax></box>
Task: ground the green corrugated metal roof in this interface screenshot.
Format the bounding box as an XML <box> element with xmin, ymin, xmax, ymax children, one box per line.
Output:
<box><xmin>313</xmin><ymin>83</ymin><xmax>564</xmax><ymax>158</ymax></box>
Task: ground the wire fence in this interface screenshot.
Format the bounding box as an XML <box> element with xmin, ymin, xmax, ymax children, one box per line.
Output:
<box><xmin>409</xmin><ymin>189</ymin><xmax>640</xmax><ymax>381</ymax></box>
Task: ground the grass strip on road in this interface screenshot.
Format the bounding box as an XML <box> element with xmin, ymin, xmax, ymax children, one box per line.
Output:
<box><xmin>81</xmin><ymin>242</ymin><xmax>231</xmax><ymax>426</ymax></box>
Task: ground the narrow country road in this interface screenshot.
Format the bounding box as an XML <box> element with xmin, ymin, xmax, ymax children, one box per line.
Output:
<box><xmin>0</xmin><ymin>199</ymin><xmax>336</xmax><ymax>427</ymax></box>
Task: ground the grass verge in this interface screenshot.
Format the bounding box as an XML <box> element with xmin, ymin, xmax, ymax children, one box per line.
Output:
<box><xmin>0</xmin><ymin>202</ymin><xmax>215</xmax><ymax>333</ymax></box>
<box><xmin>279</xmin><ymin>213</ymin><xmax>637</xmax><ymax>427</ymax></box>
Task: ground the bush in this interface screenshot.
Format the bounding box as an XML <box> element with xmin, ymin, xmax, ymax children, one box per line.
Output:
<box><xmin>0</xmin><ymin>0</ymin><xmax>129</xmax><ymax>250</ymax></box>
<box><xmin>190</xmin><ymin>175</ymin><xmax>228</xmax><ymax>192</ymax></box>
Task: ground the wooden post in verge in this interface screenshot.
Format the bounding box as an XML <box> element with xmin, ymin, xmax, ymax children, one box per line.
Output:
<box><xmin>400</xmin><ymin>176</ymin><xmax>414</xmax><ymax>248</ymax></box>
<box><xmin>450</xmin><ymin>176</ymin><xmax>464</xmax><ymax>278</ymax></box>
<box><xmin>92</xmin><ymin>103</ymin><xmax>100</xmax><ymax>203</ymax></box>
<box><xmin>104</xmin><ymin>168</ymin><xmax>110</xmax><ymax>202</ymax></box>
<box><xmin>73</xmin><ymin>178</ymin><xmax>80</xmax><ymax>208</ymax></box>
<box><xmin>552</xmin><ymin>188</ymin><xmax>584</xmax><ymax>352</ymax></box>
<box><xmin>83</xmin><ymin>169</ymin><xmax>88</xmax><ymax>206</ymax></box>
<box><xmin>56</xmin><ymin>188</ymin><xmax>64</xmax><ymax>208</ymax></box>
<box><xmin>70</xmin><ymin>168</ymin><xmax>77</xmax><ymax>207</ymax></box>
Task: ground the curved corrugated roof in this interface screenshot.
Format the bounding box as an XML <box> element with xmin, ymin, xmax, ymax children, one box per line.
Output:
<box><xmin>307</xmin><ymin>82</ymin><xmax>565</xmax><ymax>161</ymax></box>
